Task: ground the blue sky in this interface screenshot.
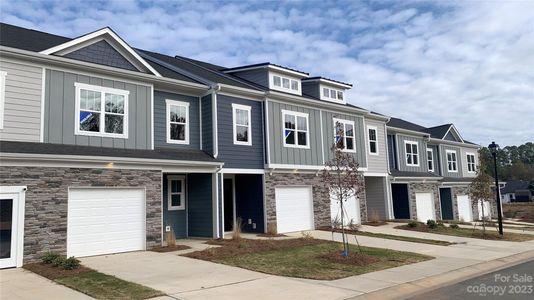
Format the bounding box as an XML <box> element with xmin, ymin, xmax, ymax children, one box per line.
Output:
<box><xmin>1</xmin><ymin>0</ymin><xmax>533</xmax><ymax>146</ymax></box>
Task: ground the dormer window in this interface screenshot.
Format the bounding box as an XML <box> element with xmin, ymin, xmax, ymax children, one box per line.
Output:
<box><xmin>322</xmin><ymin>87</ymin><xmax>344</xmax><ymax>102</ymax></box>
<box><xmin>270</xmin><ymin>73</ymin><xmax>301</xmax><ymax>95</ymax></box>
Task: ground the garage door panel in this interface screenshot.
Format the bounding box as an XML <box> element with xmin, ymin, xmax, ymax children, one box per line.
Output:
<box><xmin>68</xmin><ymin>188</ymin><xmax>145</xmax><ymax>257</ymax></box>
<box><xmin>275</xmin><ymin>187</ymin><xmax>314</xmax><ymax>233</ymax></box>
<box><xmin>457</xmin><ymin>195</ymin><xmax>473</xmax><ymax>222</ymax></box>
<box><xmin>415</xmin><ymin>192</ymin><xmax>435</xmax><ymax>222</ymax></box>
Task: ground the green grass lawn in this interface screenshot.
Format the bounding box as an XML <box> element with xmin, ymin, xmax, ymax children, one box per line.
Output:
<box><xmin>322</xmin><ymin>228</ymin><xmax>454</xmax><ymax>246</ymax></box>
<box><xmin>395</xmin><ymin>224</ymin><xmax>534</xmax><ymax>241</ymax></box>
<box><xmin>183</xmin><ymin>238</ymin><xmax>433</xmax><ymax>280</ymax></box>
<box><xmin>24</xmin><ymin>263</ymin><xmax>163</xmax><ymax>300</ymax></box>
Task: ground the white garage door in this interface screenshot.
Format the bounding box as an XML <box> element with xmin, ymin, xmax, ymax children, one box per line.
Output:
<box><xmin>330</xmin><ymin>192</ymin><xmax>360</xmax><ymax>226</ymax></box>
<box><xmin>68</xmin><ymin>188</ymin><xmax>145</xmax><ymax>257</ymax></box>
<box><xmin>275</xmin><ymin>186</ymin><xmax>314</xmax><ymax>233</ymax></box>
<box><xmin>478</xmin><ymin>200</ymin><xmax>492</xmax><ymax>220</ymax></box>
<box><xmin>415</xmin><ymin>192</ymin><xmax>435</xmax><ymax>222</ymax></box>
<box><xmin>457</xmin><ymin>195</ymin><xmax>473</xmax><ymax>222</ymax></box>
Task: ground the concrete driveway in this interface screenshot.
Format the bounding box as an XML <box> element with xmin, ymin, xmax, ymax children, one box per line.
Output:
<box><xmin>0</xmin><ymin>268</ymin><xmax>93</xmax><ymax>300</ymax></box>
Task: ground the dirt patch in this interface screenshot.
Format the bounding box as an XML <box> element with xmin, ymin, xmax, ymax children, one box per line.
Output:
<box><xmin>184</xmin><ymin>238</ymin><xmax>326</xmax><ymax>261</ymax></box>
<box><xmin>256</xmin><ymin>233</ymin><xmax>288</xmax><ymax>238</ymax></box>
<box><xmin>362</xmin><ymin>221</ymin><xmax>388</xmax><ymax>226</ymax></box>
<box><xmin>395</xmin><ymin>224</ymin><xmax>534</xmax><ymax>241</ymax></box>
<box><xmin>504</xmin><ymin>203</ymin><xmax>534</xmax><ymax>223</ymax></box>
<box><xmin>150</xmin><ymin>245</ymin><xmax>191</xmax><ymax>252</ymax></box>
<box><xmin>318</xmin><ymin>250</ymin><xmax>380</xmax><ymax>266</ymax></box>
<box><xmin>24</xmin><ymin>262</ymin><xmax>93</xmax><ymax>280</ymax></box>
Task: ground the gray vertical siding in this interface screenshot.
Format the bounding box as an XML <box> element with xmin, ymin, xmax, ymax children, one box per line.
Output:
<box><xmin>302</xmin><ymin>82</ymin><xmax>320</xmax><ymax>99</ymax></box>
<box><xmin>43</xmin><ymin>69</ymin><xmax>152</xmax><ymax>149</ymax></box>
<box><xmin>64</xmin><ymin>40</ymin><xmax>138</xmax><ymax>72</ymax></box>
<box><xmin>395</xmin><ymin>134</ymin><xmax>428</xmax><ymax>172</ymax></box>
<box><xmin>322</xmin><ymin>111</ymin><xmax>367</xmax><ymax>167</ymax></box>
<box><xmin>187</xmin><ymin>173</ymin><xmax>213</xmax><ymax>237</ymax></box>
<box><xmin>201</xmin><ymin>94</ymin><xmax>213</xmax><ymax>154</ymax></box>
<box><xmin>387</xmin><ymin>134</ymin><xmax>397</xmax><ymax>169</ymax></box>
<box><xmin>217</xmin><ymin>94</ymin><xmax>264</xmax><ymax>169</ymax></box>
<box><xmin>153</xmin><ymin>90</ymin><xmax>200</xmax><ymax>149</ymax></box>
<box><xmin>0</xmin><ymin>58</ymin><xmax>42</xmax><ymax>142</ymax></box>
<box><xmin>267</xmin><ymin>101</ymin><xmax>323</xmax><ymax>166</ymax></box>
<box><xmin>365</xmin><ymin>119</ymin><xmax>388</xmax><ymax>173</ymax></box>
<box><xmin>230</xmin><ymin>69</ymin><xmax>269</xmax><ymax>88</ymax></box>
<box><xmin>365</xmin><ymin>177</ymin><xmax>387</xmax><ymax>219</ymax></box>
<box><xmin>427</xmin><ymin>144</ymin><xmax>441</xmax><ymax>175</ymax></box>
<box><xmin>440</xmin><ymin>144</ymin><xmax>463</xmax><ymax>178</ymax></box>
<box><xmin>461</xmin><ymin>147</ymin><xmax>478</xmax><ymax>178</ymax></box>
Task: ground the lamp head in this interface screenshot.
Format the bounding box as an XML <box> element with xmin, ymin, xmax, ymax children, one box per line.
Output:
<box><xmin>488</xmin><ymin>141</ymin><xmax>499</xmax><ymax>154</ymax></box>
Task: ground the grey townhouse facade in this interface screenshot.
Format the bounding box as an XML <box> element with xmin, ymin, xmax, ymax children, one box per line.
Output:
<box><xmin>0</xmin><ymin>23</ymin><xmax>480</xmax><ymax>269</ymax></box>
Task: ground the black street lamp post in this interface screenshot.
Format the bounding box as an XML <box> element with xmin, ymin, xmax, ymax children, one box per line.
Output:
<box><xmin>488</xmin><ymin>141</ymin><xmax>503</xmax><ymax>235</ymax></box>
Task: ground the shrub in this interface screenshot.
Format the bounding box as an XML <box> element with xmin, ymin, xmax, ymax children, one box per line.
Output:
<box><xmin>426</xmin><ymin>220</ymin><xmax>438</xmax><ymax>229</ymax></box>
<box><xmin>52</xmin><ymin>256</ymin><xmax>66</xmax><ymax>267</ymax></box>
<box><xmin>408</xmin><ymin>221</ymin><xmax>418</xmax><ymax>228</ymax></box>
<box><xmin>450</xmin><ymin>224</ymin><xmax>460</xmax><ymax>229</ymax></box>
<box><xmin>301</xmin><ymin>231</ymin><xmax>314</xmax><ymax>240</ymax></box>
<box><xmin>437</xmin><ymin>220</ymin><xmax>445</xmax><ymax>227</ymax></box>
<box><xmin>232</xmin><ymin>218</ymin><xmax>243</xmax><ymax>241</ymax></box>
<box><xmin>62</xmin><ymin>256</ymin><xmax>81</xmax><ymax>270</ymax></box>
<box><xmin>41</xmin><ymin>251</ymin><xmax>60</xmax><ymax>264</ymax></box>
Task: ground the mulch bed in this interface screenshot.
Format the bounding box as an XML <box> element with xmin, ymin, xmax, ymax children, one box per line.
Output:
<box><xmin>150</xmin><ymin>245</ymin><xmax>191</xmax><ymax>252</ymax></box>
<box><xmin>362</xmin><ymin>221</ymin><xmax>388</xmax><ymax>226</ymax></box>
<box><xmin>318</xmin><ymin>251</ymin><xmax>380</xmax><ymax>266</ymax></box>
<box><xmin>395</xmin><ymin>224</ymin><xmax>507</xmax><ymax>240</ymax></box>
<box><xmin>256</xmin><ymin>233</ymin><xmax>288</xmax><ymax>237</ymax></box>
<box><xmin>184</xmin><ymin>238</ymin><xmax>325</xmax><ymax>261</ymax></box>
<box><xmin>24</xmin><ymin>262</ymin><xmax>93</xmax><ymax>280</ymax></box>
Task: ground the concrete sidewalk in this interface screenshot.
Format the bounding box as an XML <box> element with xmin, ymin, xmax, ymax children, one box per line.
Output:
<box><xmin>78</xmin><ymin>230</ymin><xmax>534</xmax><ymax>300</ymax></box>
<box><xmin>0</xmin><ymin>268</ymin><xmax>93</xmax><ymax>300</ymax></box>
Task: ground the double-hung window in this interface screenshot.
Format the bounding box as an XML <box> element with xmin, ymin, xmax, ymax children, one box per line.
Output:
<box><xmin>168</xmin><ymin>175</ymin><xmax>185</xmax><ymax>210</ymax></box>
<box><xmin>283</xmin><ymin>110</ymin><xmax>309</xmax><ymax>148</ymax></box>
<box><xmin>368</xmin><ymin>126</ymin><xmax>378</xmax><ymax>155</ymax></box>
<box><xmin>272</xmin><ymin>74</ymin><xmax>299</xmax><ymax>92</ymax></box>
<box><xmin>334</xmin><ymin>118</ymin><xmax>355</xmax><ymax>152</ymax></box>
<box><xmin>427</xmin><ymin>148</ymin><xmax>434</xmax><ymax>172</ymax></box>
<box><xmin>446</xmin><ymin>150</ymin><xmax>458</xmax><ymax>172</ymax></box>
<box><xmin>466</xmin><ymin>153</ymin><xmax>476</xmax><ymax>173</ymax></box>
<box><xmin>232</xmin><ymin>104</ymin><xmax>252</xmax><ymax>146</ymax></box>
<box><xmin>75</xmin><ymin>82</ymin><xmax>129</xmax><ymax>138</ymax></box>
<box><xmin>166</xmin><ymin>99</ymin><xmax>189</xmax><ymax>144</ymax></box>
<box><xmin>405</xmin><ymin>141</ymin><xmax>419</xmax><ymax>166</ymax></box>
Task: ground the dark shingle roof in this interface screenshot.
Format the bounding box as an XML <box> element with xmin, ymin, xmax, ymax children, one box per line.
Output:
<box><xmin>501</xmin><ymin>180</ymin><xmax>531</xmax><ymax>194</ymax></box>
<box><xmin>387</xmin><ymin>117</ymin><xmax>427</xmax><ymax>133</ymax></box>
<box><xmin>223</xmin><ymin>62</ymin><xmax>309</xmax><ymax>76</ymax></box>
<box><xmin>0</xmin><ymin>141</ymin><xmax>221</xmax><ymax>164</ymax></box>
<box><xmin>302</xmin><ymin>76</ymin><xmax>352</xmax><ymax>87</ymax></box>
<box><xmin>390</xmin><ymin>170</ymin><xmax>442</xmax><ymax>178</ymax></box>
<box><xmin>423</xmin><ymin>124</ymin><xmax>452</xmax><ymax>139</ymax></box>
<box><xmin>0</xmin><ymin>23</ymin><xmax>70</xmax><ymax>52</ymax></box>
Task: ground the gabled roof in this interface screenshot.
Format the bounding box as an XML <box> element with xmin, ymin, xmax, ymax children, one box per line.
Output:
<box><xmin>424</xmin><ymin>124</ymin><xmax>464</xmax><ymax>142</ymax></box>
<box><xmin>501</xmin><ymin>180</ymin><xmax>531</xmax><ymax>194</ymax></box>
<box><xmin>223</xmin><ymin>62</ymin><xmax>309</xmax><ymax>78</ymax></box>
<box><xmin>0</xmin><ymin>22</ymin><xmax>70</xmax><ymax>52</ymax></box>
<box><xmin>38</xmin><ymin>27</ymin><xmax>162</xmax><ymax>77</ymax></box>
<box><xmin>387</xmin><ymin>117</ymin><xmax>428</xmax><ymax>133</ymax></box>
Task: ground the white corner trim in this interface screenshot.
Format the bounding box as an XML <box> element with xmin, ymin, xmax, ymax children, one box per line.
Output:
<box><xmin>265</xmin><ymin>99</ymin><xmax>271</xmax><ymax>165</ymax></box>
<box><xmin>39</xmin><ymin>27</ymin><xmax>162</xmax><ymax>77</ymax></box>
<box><xmin>39</xmin><ymin>68</ymin><xmax>46</xmax><ymax>142</ymax></box>
<box><xmin>213</xmin><ymin>91</ymin><xmax>219</xmax><ymax>158</ymax></box>
<box><xmin>150</xmin><ymin>85</ymin><xmax>154</xmax><ymax>150</ymax></box>
<box><xmin>165</xmin><ymin>99</ymin><xmax>190</xmax><ymax>145</ymax></box>
<box><xmin>0</xmin><ymin>70</ymin><xmax>6</xmax><ymax>130</ymax></box>
<box><xmin>232</xmin><ymin>103</ymin><xmax>252</xmax><ymax>146</ymax></box>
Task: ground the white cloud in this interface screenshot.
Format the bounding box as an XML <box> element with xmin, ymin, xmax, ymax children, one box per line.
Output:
<box><xmin>1</xmin><ymin>0</ymin><xmax>532</xmax><ymax>146</ymax></box>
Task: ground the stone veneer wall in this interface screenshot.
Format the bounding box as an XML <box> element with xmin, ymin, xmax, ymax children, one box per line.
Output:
<box><xmin>0</xmin><ymin>166</ymin><xmax>162</xmax><ymax>263</ymax></box>
<box><xmin>264</xmin><ymin>172</ymin><xmax>367</xmax><ymax>230</ymax></box>
<box><xmin>407</xmin><ymin>182</ymin><xmax>441</xmax><ymax>221</ymax></box>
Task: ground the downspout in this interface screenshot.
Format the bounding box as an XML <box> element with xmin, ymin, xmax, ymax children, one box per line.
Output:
<box><xmin>212</xmin><ymin>84</ymin><xmax>221</xmax><ymax>158</ymax></box>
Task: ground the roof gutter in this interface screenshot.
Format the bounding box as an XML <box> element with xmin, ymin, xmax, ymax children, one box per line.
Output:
<box><xmin>267</xmin><ymin>90</ymin><xmax>370</xmax><ymax>114</ymax></box>
<box><xmin>428</xmin><ymin>137</ymin><xmax>480</xmax><ymax>149</ymax></box>
<box><xmin>386</xmin><ymin>126</ymin><xmax>430</xmax><ymax>137</ymax></box>
<box><xmin>0</xmin><ymin>46</ymin><xmax>208</xmax><ymax>92</ymax></box>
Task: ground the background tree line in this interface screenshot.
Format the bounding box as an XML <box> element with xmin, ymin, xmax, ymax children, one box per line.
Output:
<box><xmin>479</xmin><ymin>142</ymin><xmax>534</xmax><ymax>181</ymax></box>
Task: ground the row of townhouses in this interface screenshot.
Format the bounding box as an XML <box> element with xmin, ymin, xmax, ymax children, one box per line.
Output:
<box><xmin>0</xmin><ymin>23</ymin><xmax>491</xmax><ymax>268</ymax></box>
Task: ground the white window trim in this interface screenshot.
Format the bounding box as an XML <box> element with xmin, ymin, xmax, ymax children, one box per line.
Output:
<box><xmin>367</xmin><ymin>125</ymin><xmax>379</xmax><ymax>155</ymax></box>
<box><xmin>333</xmin><ymin>118</ymin><xmax>356</xmax><ymax>153</ymax></box>
<box><xmin>232</xmin><ymin>103</ymin><xmax>252</xmax><ymax>146</ymax></box>
<box><xmin>427</xmin><ymin>148</ymin><xmax>434</xmax><ymax>172</ymax></box>
<box><xmin>269</xmin><ymin>72</ymin><xmax>301</xmax><ymax>95</ymax></box>
<box><xmin>168</xmin><ymin>175</ymin><xmax>186</xmax><ymax>210</ymax></box>
<box><xmin>320</xmin><ymin>85</ymin><xmax>344</xmax><ymax>103</ymax></box>
<box><xmin>466</xmin><ymin>152</ymin><xmax>476</xmax><ymax>173</ymax></box>
<box><xmin>446</xmin><ymin>149</ymin><xmax>458</xmax><ymax>172</ymax></box>
<box><xmin>0</xmin><ymin>71</ymin><xmax>7</xmax><ymax>130</ymax></box>
<box><xmin>166</xmin><ymin>99</ymin><xmax>190</xmax><ymax>145</ymax></box>
<box><xmin>404</xmin><ymin>140</ymin><xmax>420</xmax><ymax>167</ymax></box>
<box><xmin>282</xmin><ymin>109</ymin><xmax>310</xmax><ymax>149</ymax></box>
<box><xmin>74</xmin><ymin>82</ymin><xmax>129</xmax><ymax>138</ymax></box>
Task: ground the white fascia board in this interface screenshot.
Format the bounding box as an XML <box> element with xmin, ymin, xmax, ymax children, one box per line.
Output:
<box><xmin>303</xmin><ymin>78</ymin><xmax>352</xmax><ymax>89</ymax></box>
<box><xmin>217</xmin><ymin>83</ymin><xmax>265</xmax><ymax>99</ymax></box>
<box><xmin>266</xmin><ymin>91</ymin><xmax>369</xmax><ymax>115</ymax></box>
<box><xmin>429</xmin><ymin>137</ymin><xmax>479</xmax><ymax>149</ymax></box>
<box><xmin>0</xmin><ymin>47</ymin><xmax>208</xmax><ymax>92</ymax></box>
<box><xmin>221</xmin><ymin>168</ymin><xmax>265</xmax><ymax>174</ymax></box>
<box><xmin>224</xmin><ymin>64</ymin><xmax>308</xmax><ymax>78</ymax></box>
<box><xmin>39</xmin><ymin>27</ymin><xmax>162</xmax><ymax>77</ymax></box>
